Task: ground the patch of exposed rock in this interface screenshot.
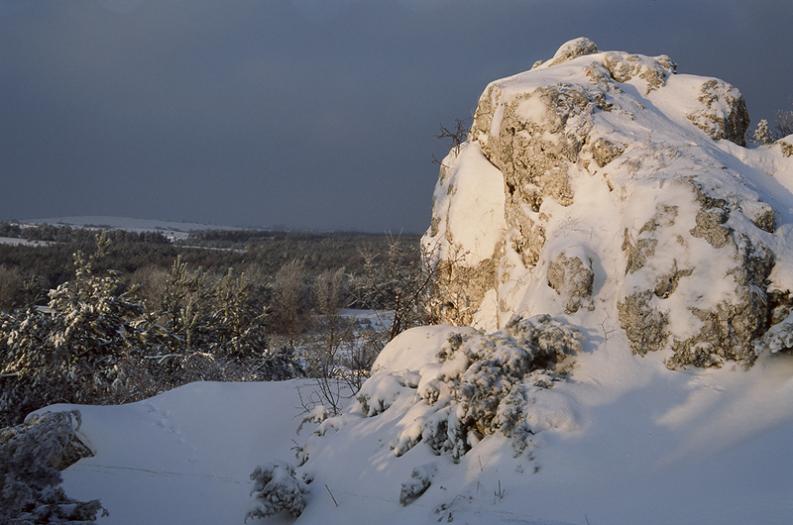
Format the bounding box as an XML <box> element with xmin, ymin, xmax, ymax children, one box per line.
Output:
<box><xmin>779</xmin><ymin>137</ymin><xmax>793</xmax><ymax>158</ymax></box>
<box><xmin>547</xmin><ymin>252</ymin><xmax>594</xmax><ymax>314</ymax></box>
<box><xmin>686</xmin><ymin>79</ymin><xmax>750</xmax><ymax>145</ymax></box>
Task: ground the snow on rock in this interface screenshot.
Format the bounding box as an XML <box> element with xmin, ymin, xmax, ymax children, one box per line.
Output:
<box><xmin>532</xmin><ymin>36</ymin><xmax>599</xmax><ymax>69</ymax></box>
<box><xmin>424</xmin><ymin>36</ymin><xmax>792</xmax><ymax>368</ymax></box>
<box><xmin>422</xmin><ymin>142</ymin><xmax>507</xmax><ymax>326</ymax></box>
<box><xmin>1</xmin><ymin>411</ymin><xmax>105</xmax><ymax>524</ymax></box>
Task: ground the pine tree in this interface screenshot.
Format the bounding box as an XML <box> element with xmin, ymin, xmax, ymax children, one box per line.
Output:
<box><xmin>754</xmin><ymin>118</ymin><xmax>773</xmax><ymax>145</ymax></box>
<box><xmin>212</xmin><ymin>268</ymin><xmax>268</xmax><ymax>357</ymax></box>
<box><xmin>0</xmin><ymin>233</ymin><xmax>157</xmax><ymax>426</ymax></box>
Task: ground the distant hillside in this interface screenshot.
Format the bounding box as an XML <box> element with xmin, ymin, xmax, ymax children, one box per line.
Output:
<box><xmin>20</xmin><ymin>216</ymin><xmax>251</xmax><ymax>241</ymax></box>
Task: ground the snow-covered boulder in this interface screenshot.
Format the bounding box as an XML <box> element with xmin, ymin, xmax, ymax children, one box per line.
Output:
<box><xmin>424</xmin><ymin>37</ymin><xmax>793</xmax><ymax>368</ymax></box>
<box><xmin>0</xmin><ymin>411</ymin><xmax>105</xmax><ymax>524</ymax></box>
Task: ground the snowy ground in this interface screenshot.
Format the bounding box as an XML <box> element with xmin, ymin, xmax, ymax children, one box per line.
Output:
<box><xmin>338</xmin><ymin>308</ymin><xmax>394</xmax><ymax>333</ymax></box>
<box><xmin>44</xmin><ymin>381</ymin><xmax>317</xmax><ymax>525</ymax></box>
<box><xmin>40</xmin><ymin>342</ymin><xmax>793</xmax><ymax>525</ymax></box>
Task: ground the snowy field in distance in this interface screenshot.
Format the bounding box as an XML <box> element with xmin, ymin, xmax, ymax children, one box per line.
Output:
<box><xmin>21</xmin><ymin>216</ymin><xmax>250</xmax><ymax>241</ymax></box>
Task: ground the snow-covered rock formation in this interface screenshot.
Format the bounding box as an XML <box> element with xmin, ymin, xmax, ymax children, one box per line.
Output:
<box><xmin>424</xmin><ymin>36</ymin><xmax>793</xmax><ymax>368</ymax></box>
<box><xmin>287</xmin><ymin>38</ymin><xmax>793</xmax><ymax>525</ymax></box>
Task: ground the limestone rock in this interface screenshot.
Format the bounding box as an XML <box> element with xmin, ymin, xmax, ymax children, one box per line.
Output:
<box><xmin>533</xmin><ymin>36</ymin><xmax>599</xmax><ymax>69</ymax></box>
<box><xmin>423</xmin><ymin>37</ymin><xmax>793</xmax><ymax>369</ymax></box>
<box><xmin>547</xmin><ymin>252</ymin><xmax>594</xmax><ymax>314</ymax></box>
<box><xmin>686</xmin><ymin>78</ymin><xmax>749</xmax><ymax>145</ymax></box>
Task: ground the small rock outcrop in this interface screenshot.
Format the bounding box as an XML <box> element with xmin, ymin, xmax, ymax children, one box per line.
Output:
<box><xmin>424</xmin><ymin>37</ymin><xmax>793</xmax><ymax>368</ymax></box>
<box><xmin>686</xmin><ymin>79</ymin><xmax>750</xmax><ymax>145</ymax></box>
<box><xmin>547</xmin><ymin>251</ymin><xmax>594</xmax><ymax>314</ymax></box>
<box><xmin>0</xmin><ymin>411</ymin><xmax>105</xmax><ymax>524</ymax></box>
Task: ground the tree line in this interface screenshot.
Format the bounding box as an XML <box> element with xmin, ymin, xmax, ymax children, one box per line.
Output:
<box><xmin>0</xmin><ymin>230</ymin><xmax>435</xmax><ymax>427</ymax></box>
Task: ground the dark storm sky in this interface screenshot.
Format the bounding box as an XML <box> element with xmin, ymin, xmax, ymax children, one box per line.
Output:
<box><xmin>1</xmin><ymin>0</ymin><xmax>792</xmax><ymax>232</ymax></box>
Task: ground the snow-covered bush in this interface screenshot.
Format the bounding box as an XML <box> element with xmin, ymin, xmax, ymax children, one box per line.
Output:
<box><xmin>0</xmin><ymin>410</ymin><xmax>106</xmax><ymax>524</ymax></box>
<box><xmin>399</xmin><ymin>463</ymin><xmax>437</xmax><ymax>506</ymax></box>
<box><xmin>357</xmin><ymin>316</ymin><xmax>580</xmax><ymax>461</ymax></box>
<box><xmin>210</xmin><ymin>268</ymin><xmax>269</xmax><ymax>357</ymax></box>
<box><xmin>754</xmin><ymin>118</ymin><xmax>773</xmax><ymax>145</ymax></box>
<box><xmin>0</xmin><ymin>235</ymin><xmax>303</xmax><ymax>427</ymax></box>
<box><xmin>0</xmin><ymin>234</ymin><xmax>165</xmax><ymax>426</ymax></box>
<box><xmin>246</xmin><ymin>461</ymin><xmax>310</xmax><ymax>521</ymax></box>
<box><xmin>753</xmin><ymin>311</ymin><xmax>793</xmax><ymax>355</ymax></box>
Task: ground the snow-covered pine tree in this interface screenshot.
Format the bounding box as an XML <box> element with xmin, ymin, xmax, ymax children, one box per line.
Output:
<box><xmin>246</xmin><ymin>461</ymin><xmax>310</xmax><ymax>520</ymax></box>
<box><xmin>0</xmin><ymin>233</ymin><xmax>162</xmax><ymax>426</ymax></box>
<box><xmin>754</xmin><ymin>118</ymin><xmax>773</xmax><ymax>144</ymax></box>
<box><xmin>211</xmin><ymin>268</ymin><xmax>268</xmax><ymax>357</ymax></box>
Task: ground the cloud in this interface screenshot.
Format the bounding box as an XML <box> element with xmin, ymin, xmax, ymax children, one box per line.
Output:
<box><xmin>1</xmin><ymin>0</ymin><xmax>791</xmax><ymax>230</ymax></box>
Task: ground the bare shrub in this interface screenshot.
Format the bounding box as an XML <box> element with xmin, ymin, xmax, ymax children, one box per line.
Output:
<box><xmin>351</xmin><ymin>236</ymin><xmax>435</xmax><ymax>341</ymax></box>
<box><xmin>776</xmin><ymin>108</ymin><xmax>793</xmax><ymax>138</ymax></box>
<box><xmin>307</xmin><ymin>268</ymin><xmax>352</xmax><ymax>415</ymax></box>
<box><xmin>433</xmin><ymin>119</ymin><xmax>469</xmax><ymax>165</ymax></box>
<box><xmin>270</xmin><ymin>259</ymin><xmax>308</xmax><ymax>345</ymax></box>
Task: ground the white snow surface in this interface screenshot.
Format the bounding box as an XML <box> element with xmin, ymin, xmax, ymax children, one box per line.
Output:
<box><xmin>40</xmin><ymin>382</ymin><xmax>300</xmax><ymax>524</ymax></box>
<box><xmin>44</xmin><ymin>347</ymin><xmax>793</xmax><ymax>525</ymax></box>
<box><xmin>427</xmin><ymin>142</ymin><xmax>507</xmax><ymax>266</ymax></box>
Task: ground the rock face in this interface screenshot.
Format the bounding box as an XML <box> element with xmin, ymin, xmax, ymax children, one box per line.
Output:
<box><xmin>423</xmin><ymin>37</ymin><xmax>793</xmax><ymax>368</ymax></box>
<box><xmin>547</xmin><ymin>251</ymin><xmax>594</xmax><ymax>314</ymax></box>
